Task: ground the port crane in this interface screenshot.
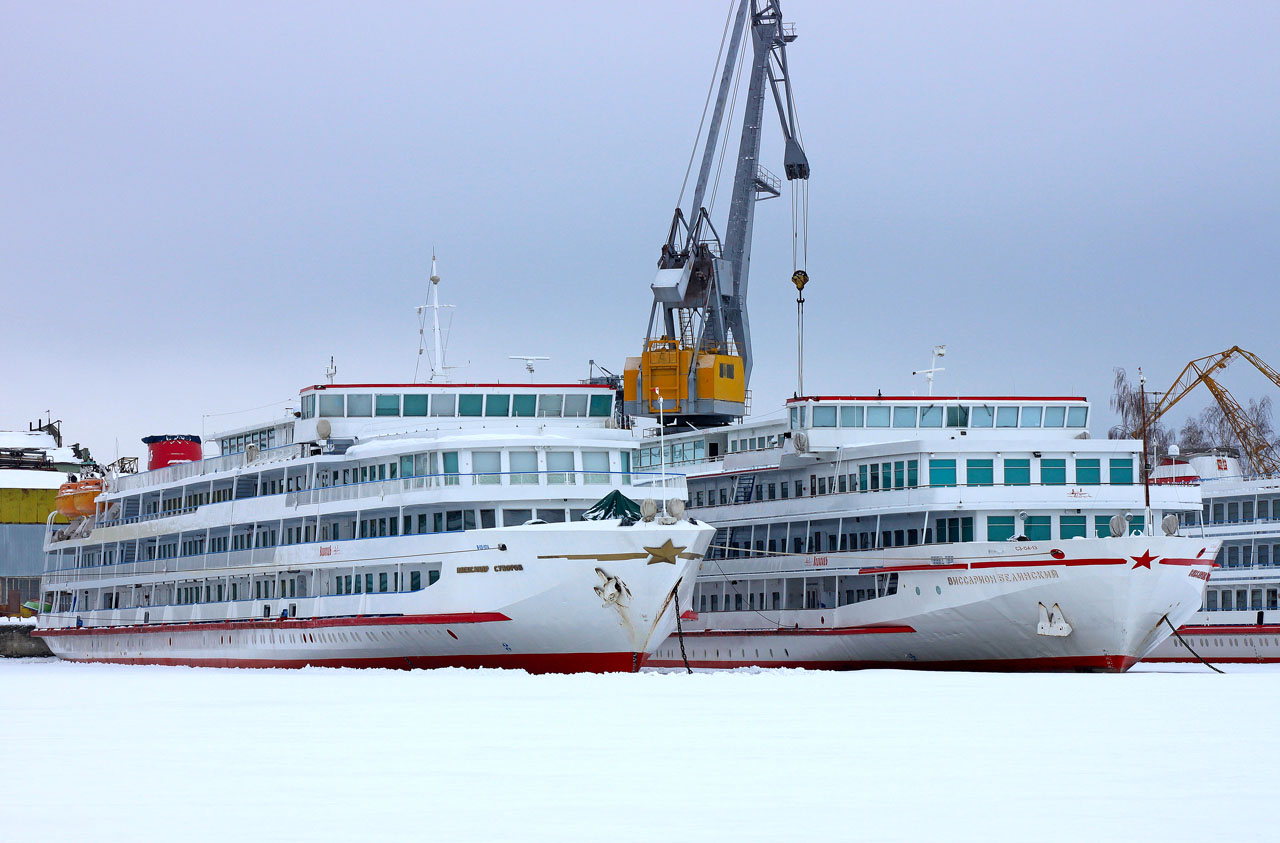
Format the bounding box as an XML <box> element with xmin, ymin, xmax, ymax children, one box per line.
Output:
<box><xmin>1132</xmin><ymin>346</ymin><xmax>1280</xmax><ymax>476</ymax></box>
<box><xmin>623</xmin><ymin>0</ymin><xmax>809</xmax><ymax>427</ymax></box>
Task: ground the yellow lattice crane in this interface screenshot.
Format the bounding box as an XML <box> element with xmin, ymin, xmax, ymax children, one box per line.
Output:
<box><xmin>1136</xmin><ymin>346</ymin><xmax>1280</xmax><ymax>476</ymax></box>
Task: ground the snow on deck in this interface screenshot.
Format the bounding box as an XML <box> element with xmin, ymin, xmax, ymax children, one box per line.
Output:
<box><xmin>3</xmin><ymin>661</ymin><xmax>1275</xmax><ymax>841</ymax></box>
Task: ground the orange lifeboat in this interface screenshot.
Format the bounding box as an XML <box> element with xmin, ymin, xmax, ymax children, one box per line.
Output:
<box><xmin>55</xmin><ymin>482</ymin><xmax>82</xmax><ymax>520</ymax></box>
<box><xmin>72</xmin><ymin>478</ymin><xmax>103</xmax><ymax>518</ymax></box>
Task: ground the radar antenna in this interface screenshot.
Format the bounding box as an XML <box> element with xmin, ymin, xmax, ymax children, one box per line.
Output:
<box><xmin>510</xmin><ymin>355</ymin><xmax>550</xmax><ymax>381</ymax></box>
<box><xmin>325</xmin><ymin>356</ymin><xmax>337</xmax><ymax>385</ymax></box>
<box><xmin>912</xmin><ymin>345</ymin><xmax>947</xmax><ymax>396</ymax></box>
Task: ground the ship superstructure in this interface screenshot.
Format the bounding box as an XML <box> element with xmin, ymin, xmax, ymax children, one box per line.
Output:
<box><xmin>644</xmin><ymin>394</ymin><xmax>1216</xmax><ymax>671</ymax></box>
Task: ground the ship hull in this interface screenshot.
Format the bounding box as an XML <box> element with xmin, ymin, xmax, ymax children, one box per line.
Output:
<box><xmin>648</xmin><ymin>535</ymin><xmax>1216</xmax><ymax>673</ymax></box>
<box><xmin>36</xmin><ymin>520</ymin><xmax>710</xmax><ymax>673</ymax></box>
<box><xmin>1143</xmin><ymin>622</ymin><xmax>1280</xmax><ymax>664</ymax></box>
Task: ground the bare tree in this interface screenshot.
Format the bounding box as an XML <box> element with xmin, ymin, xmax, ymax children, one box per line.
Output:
<box><xmin>1109</xmin><ymin>367</ymin><xmax>1172</xmax><ymax>450</ymax></box>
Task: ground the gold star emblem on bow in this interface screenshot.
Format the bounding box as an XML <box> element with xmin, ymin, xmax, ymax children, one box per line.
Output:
<box><xmin>644</xmin><ymin>539</ymin><xmax>686</xmax><ymax>565</ymax></box>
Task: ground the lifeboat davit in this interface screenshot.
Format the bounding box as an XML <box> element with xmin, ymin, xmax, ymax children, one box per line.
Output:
<box><xmin>55</xmin><ymin>482</ymin><xmax>82</xmax><ymax>520</ymax></box>
<box><xmin>72</xmin><ymin>478</ymin><xmax>103</xmax><ymax>518</ymax></box>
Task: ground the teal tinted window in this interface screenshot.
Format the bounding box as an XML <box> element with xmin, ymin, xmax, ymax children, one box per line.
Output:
<box><xmin>929</xmin><ymin>459</ymin><xmax>957</xmax><ymax>487</ymax></box>
<box><xmin>443</xmin><ymin>452</ymin><xmax>459</xmax><ymax>474</ymax></box>
<box><xmin>1060</xmin><ymin>515</ymin><xmax>1087</xmax><ymax>539</ymax></box>
<box><xmin>894</xmin><ymin>461</ymin><xmax>905</xmax><ymax>488</ymax></box>
<box><xmin>893</xmin><ymin>407</ymin><xmax>916</xmax><ymax>428</ymax></box>
<box><xmin>866</xmin><ymin>407</ymin><xmax>891</xmax><ymax>428</ymax></box>
<box><xmin>1076</xmin><ymin>459</ymin><xmax>1100</xmax><ymax>485</ymax></box>
<box><xmin>1043</xmin><ymin>406</ymin><xmax>1066</xmax><ymax>427</ymax></box>
<box><xmin>966</xmin><ymin>459</ymin><xmax>994</xmax><ymax>486</ymax></box>
<box><xmin>919</xmin><ymin>406</ymin><xmax>942</xmax><ymax>427</ymax></box>
<box><xmin>907</xmin><ymin>460</ymin><xmax>919</xmax><ymax>487</ymax></box>
<box><xmin>859</xmin><ymin>465</ymin><xmax>868</xmax><ymax>491</ymax></box>
<box><xmin>319</xmin><ymin>394</ymin><xmax>344</xmax><ymax>417</ymax></box>
<box><xmin>485</xmin><ymin>394</ymin><xmax>511</xmax><ymax>417</ymax></box>
<box><xmin>970</xmin><ymin>406</ymin><xmax>994</xmax><ymax>427</ymax></box>
<box><xmin>1067</xmin><ymin>407</ymin><xmax>1088</xmax><ymax>428</ymax></box>
<box><xmin>399</xmin><ymin>455</ymin><xmax>413</xmax><ymax>477</ymax></box>
<box><xmin>996</xmin><ymin>406</ymin><xmax>1019</xmax><ymax>428</ymax></box>
<box><xmin>1109</xmin><ymin>458</ymin><xmax>1133</xmax><ymax>485</ymax></box>
<box><xmin>813</xmin><ymin>406</ymin><xmax>837</xmax><ymax>427</ymax></box>
<box><xmin>403</xmin><ymin>394</ymin><xmax>428</xmax><ymax>416</ymax></box>
<box><xmin>1041</xmin><ymin>459</ymin><xmax>1066</xmax><ymax>485</ymax></box>
<box><xmin>410</xmin><ymin>571</ymin><xmax>422</xmax><ymax>591</ymax></box>
<box><xmin>1095</xmin><ymin>515</ymin><xmax>1111</xmax><ymax>537</ymax></box>
<box><xmin>987</xmin><ymin>516</ymin><xmax>1015</xmax><ymax>542</ymax></box>
<box><xmin>431</xmin><ymin>394</ymin><xmax>456</xmax><ymax>416</ymax></box>
<box><xmin>347</xmin><ymin>394</ymin><xmax>372</xmax><ymax>417</ymax></box>
<box><xmin>1129</xmin><ymin>515</ymin><xmax>1144</xmax><ymax>535</ymax></box>
<box><xmin>946</xmin><ymin>406</ymin><xmax>969</xmax><ymax>427</ymax></box>
<box><xmin>458</xmin><ymin>394</ymin><xmax>483</xmax><ymax>417</ymax></box>
<box><xmin>1020</xmin><ymin>406</ymin><xmax>1042</xmax><ymax>427</ymax></box>
<box><xmin>1005</xmin><ymin>459</ymin><xmax>1030</xmax><ymax>485</ymax></box>
<box><xmin>1025</xmin><ymin>516</ymin><xmax>1051</xmax><ymax>541</ymax></box>
<box><xmin>375</xmin><ymin>394</ymin><xmax>400</xmax><ymax>416</ymax></box>
<box><xmin>589</xmin><ymin>394</ymin><xmax>612</xmax><ymax>417</ymax></box>
<box><xmin>512</xmin><ymin>394</ymin><xmax>536</xmax><ymax>417</ymax></box>
<box><xmin>840</xmin><ymin>406</ymin><xmax>863</xmax><ymax>427</ymax></box>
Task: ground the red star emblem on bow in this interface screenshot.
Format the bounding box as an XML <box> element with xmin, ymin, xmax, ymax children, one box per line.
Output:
<box><xmin>1130</xmin><ymin>550</ymin><xmax>1159</xmax><ymax>569</ymax></box>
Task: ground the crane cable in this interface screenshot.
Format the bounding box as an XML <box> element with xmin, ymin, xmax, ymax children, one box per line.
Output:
<box><xmin>676</xmin><ymin>0</ymin><xmax>740</xmax><ymax>214</ymax></box>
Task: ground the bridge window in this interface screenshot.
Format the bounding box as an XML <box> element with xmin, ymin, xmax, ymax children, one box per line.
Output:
<box><xmin>813</xmin><ymin>406</ymin><xmax>837</xmax><ymax>427</ymax></box>
<box><xmin>866</xmin><ymin>407</ymin><xmax>890</xmax><ymax>428</ymax></box>
<box><xmin>319</xmin><ymin>394</ymin><xmax>344</xmax><ymax>417</ymax></box>
<box><xmin>996</xmin><ymin>406</ymin><xmax>1018</xmax><ymax>428</ymax></box>
<box><xmin>485</xmin><ymin>394</ymin><xmax>511</xmax><ymax>417</ymax></box>
<box><xmin>589</xmin><ymin>394</ymin><xmax>613</xmax><ymax>417</ymax></box>
<box><xmin>537</xmin><ymin>394</ymin><xmax>563</xmax><ymax>417</ymax></box>
<box><xmin>919</xmin><ymin>406</ymin><xmax>942</xmax><ymax>427</ymax></box>
<box><xmin>347</xmin><ymin>394</ymin><xmax>373</xmax><ymax>417</ymax></box>
<box><xmin>946</xmin><ymin>406</ymin><xmax>969</xmax><ymax>427</ymax></box>
<box><xmin>970</xmin><ymin>406</ymin><xmax>994</xmax><ymax>427</ymax></box>
<box><xmin>1067</xmin><ymin>407</ymin><xmax>1088</xmax><ymax>428</ymax></box>
<box><xmin>893</xmin><ymin>407</ymin><xmax>916</xmax><ymax>428</ymax></box>
<box><xmin>403</xmin><ymin>394</ymin><xmax>428</xmax><ymax>416</ymax></box>
<box><xmin>375</xmin><ymin>394</ymin><xmax>400</xmax><ymax>416</ymax></box>
<box><xmin>459</xmin><ymin>394</ymin><xmax>483</xmax><ymax>417</ymax></box>
<box><xmin>513</xmin><ymin>394</ymin><xmax>536</xmax><ymax>417</ymax></box>
<box><xmin>301</xmin><ymin>394</ymin><xmax>315</xmax><ymax>419</ymax></box>
<box><xmin>563</xmin><ymin>394</ymin><xmax>588</xmax><ymax>417</ymax></box>
<box><xmin>1043</xmin><ymin>406</ymin><xmax>1066</xmax><ymax>427</ymax></box>
<box><xmin>1020</xmin><ymin>406</ymin><xmax>1042</xmax><ymax>427</ymax></box>
<box><xmin>840</xmin><ymin>406</ymin><xmax>863</xmax><ymax>427</ymax></box>
<box><xmin>431</xmin><ymin>394</ymin><xmax>457</xmax><ymax>416</ymax></box>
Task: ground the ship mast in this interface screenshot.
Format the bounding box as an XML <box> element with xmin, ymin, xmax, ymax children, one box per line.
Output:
<box><xmin>415</xmin><ymin>253</ymin><xmax>456</xmax><ymax>383</ymax></box>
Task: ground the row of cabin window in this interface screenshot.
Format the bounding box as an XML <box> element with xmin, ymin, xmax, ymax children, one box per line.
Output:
<box><xmin>636</xmin><ymin>440</ymin><xmax>706</xmax><ymax>470</ymax></box>
<box><xmin>792</xmin><ymin>404</ymin><xmax>1088</xmax><ymax>430</ymax></box>
<box><xmin>1216</xmin><ymin>543</ymin><xmax>1280</xmax><ymax>568</ymax></box>
<box><xmin>713</xmin><ymin>513</ymin><xmax>1148</xmax><ymax>557</ymax></box>
<box><xmin>697</xmin><ymin>577</ymin><xmax>899</xmax><ymax>612</ymax></box>
<box><xmin>301</xmin><ymin>392</ymin><xmax>613</xmax><ymax>420</ymax></box>
<box><xmin>1205</xmin><ymin>587</ymin><xmax>1280</xmax><ymax>611</ymax></box>
<box><xmin>927</xmin><ymin>458</ymin><xmax>1134</xmax><ymax>487</ymax></box>
<box><xmin>219</xmin><ymin>427</ymin><xmax>278</xmax><ymax>455</ymax></box>
<box><xmin>1205</xmin><ymin>499</ymin><xmax>1280</xmax><ymax>524</ymax></box>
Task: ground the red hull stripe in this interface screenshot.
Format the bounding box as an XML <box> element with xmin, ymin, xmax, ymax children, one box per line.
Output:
<box><xmin>1144</xmin><ymin>657</ymin><xmax>1280</xmax><ymax>664</ymax></box>
<box><xmin>1157</xmin><ymin>558</ymin><xmax>1215</xmax><ymax>567</ymax></box>
<box><xmin>33</xmin><ymin>612</ymin><xmax>511</xmax><ymax>638</ymax></box>
<box><xmin>675</xmin><ymin>625</ymin><xmax>915</xmax><ymax>638</ymax></box>
<box><xmin>646</xmin><ymin>654</ymin><xmax>1138</xmax><ymax>673</ymax></box>
<box><xmin>58</xmin><ymin>651</ymin><xmax>645</xmax><ymax>674</ymax></box>
<box><xmin>788</xmin><ymin>395</ymin><xmax>1086</xmax><ymax>403</ymax></box>
<box><xmin>1173</xmin><ymin>624</ymin><xmax>1280</xmax><ymax>635</ymax></box>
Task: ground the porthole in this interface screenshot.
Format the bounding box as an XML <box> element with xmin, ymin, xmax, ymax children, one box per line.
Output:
<box><xmin>915</xmin><ymin>587</ymin><xmax>921</xmax><ymax>595</ymax></box>
<box><xmin>936</xmin><ymin>586</ymin><xmax>942</xmax><ymax>595</ymax></box>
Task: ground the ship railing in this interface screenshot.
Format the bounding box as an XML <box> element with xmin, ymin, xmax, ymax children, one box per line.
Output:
<box><xmin>289</xmin><ymin>470</ymin><xmax>684</xmax><ymax>507</ymax></box>
<box><xmin>111</xmin><ymin>443</ymin><xmax>306</xmax><ymax>493</ymax></box>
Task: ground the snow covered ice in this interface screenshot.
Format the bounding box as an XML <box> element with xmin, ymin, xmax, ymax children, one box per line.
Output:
<box><xmin>4</xmin><ymin>660</ymin><xmax>1277</xmax><ymax>841</ymax></box>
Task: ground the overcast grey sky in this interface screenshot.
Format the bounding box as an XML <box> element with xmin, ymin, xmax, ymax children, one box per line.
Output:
<box><xmin>3</xmin><ymin>1</ymin><xmax>1278</xmax><ymax>461</ymax></box>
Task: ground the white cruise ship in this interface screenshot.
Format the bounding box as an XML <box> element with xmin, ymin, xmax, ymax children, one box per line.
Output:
<box><xmin>1142</xmin><ymin>452</ymin><xmax>1280</xmax><ymax>664</ymax></box>
<box><xmin>643</xmin><ymin>394</ymin><xmax>1216</xmax><ymax>672</ymax></box>
<box><xmin>35</xmin><ymin>382</ymin><xmax>712</xmax><ymax>672</ymax></box>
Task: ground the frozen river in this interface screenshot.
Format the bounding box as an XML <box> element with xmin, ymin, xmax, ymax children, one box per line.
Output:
<box><xmin>4</xmin><ymin>659</ymin><xmax>1276</xmax><ymax>841</ymax></box>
